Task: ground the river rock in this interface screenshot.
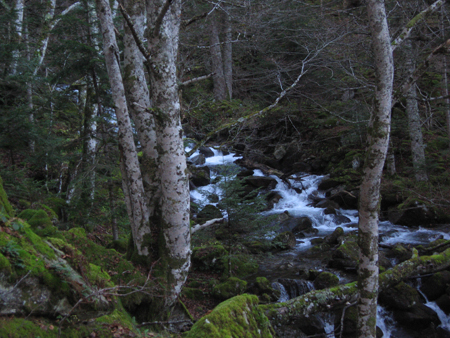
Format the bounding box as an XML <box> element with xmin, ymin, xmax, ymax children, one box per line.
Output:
<box><xmin>385</xmin><ymin>243</ymin><xmax>413</xmax><ymax>264</ymax></box>
<box><xmin>315</xmin><ymin>199</ymin><xmax>340</xmax><ymax>210</ymax></box>
<box><xmin>325</xmin><ymin>227</ymin><xmax>344</xmax><ymax>245</ymax></box>
<box><xmin>313</xmin><ymin>271</ymin><xmax>339</xmax><ymax>290</ymax></box>
<box><xmin>435</xmin><ymin>294</ymin><xmax>450</xmax><ymax>314</ymax></box>
<box><xmin>199</xmin><ymin>146</ymin><xmax>215</xmax><ymax>157</ymax></box>
<box><xmin>420</xmin><ymin>271</ymin><xmax>450</xmax><ymax>302</ymax></box>
<box><xmin>318</xmin><ymin>177</ymin><xmax>344</xmax><ymax>191</ymax></box>
<box><xmin>279</xmin><ymin>216</ymin><xmax>313</xmax><ymax>234</ymax></box>
<box><xmin>379</xmin><ymin>282</ymin><xmax>421</xmax><ymax>310</ymax></box>
<box><xmin>247</xmin><ymin>277</ymin><xmax>281</xmax><ymax>303</ymax></box>
<box><xmin>266</xmin><ymin>191</ymin><xmax>283</xmax><ymax>210</ymax></box>
<box><xmin>197</xmin><ymin>204</ymin><xmax>222</xmax><ymax>223</ymax></box>
<box><xmin>189</xmin><ymin>165</ymin><xmax>211</xmax><ymax>187</ymax></box>
<box><xmin>189</xmin><ymin>153</ymin><xmax>206</xmax><ymax>165</ymax></box>
<box><xmin>244</xmin><ymin>176</ymin><xmax>278</xmax><ymax>190</ymax></box>
<box><xmin>388</xmin><ymin>200</ymin><xmax>450</xmax><ymax>227</ymax></box>
<box><xmin>272</xmin><ymin>231</ymin><xmax>296</xmax><ymax>250</ymax></box>
<box><xmin>394</xmin><ymin>303</ymin><xmax>440</xmax><ymax>331</ymax></box>
<box><xmin>328</xmin><ymin>237</ymin><xmax>359</xmax><ymax>271</ymax></box>
<box><xmin>329</xmin><ymin>190</ymin><xmax>359</xmax><ymax>209</ymax></box>
<box><xmin>333</xmin><ymin>214</ymin><xmax>351</xmax><ymax>225</ymax></box>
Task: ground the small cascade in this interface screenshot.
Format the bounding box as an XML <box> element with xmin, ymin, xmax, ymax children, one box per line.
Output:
<box><xmin>377</xmin><ymin>306</ymin><xmax>396</xmax><ymax>338</ymax></box>
<box><xmin>277</xmin><ymin>278</ymin><xmax>314</xmax><ymax>299</ymax></box>
<box><xmin>271</xmin><ymin>282</ymin><xmax>289</xmax><ymax>303</ymax></box>
<box><xmin>416</xmin><ymin>280</ymin><xmax>450</xmax><ymax>332</ymax></box>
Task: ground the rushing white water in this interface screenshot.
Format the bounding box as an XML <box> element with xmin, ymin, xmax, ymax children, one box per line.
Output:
<box><xmin>188</xmin><ymin>145</ymin><xmax>450</xmax><ymax>336</ymax></box>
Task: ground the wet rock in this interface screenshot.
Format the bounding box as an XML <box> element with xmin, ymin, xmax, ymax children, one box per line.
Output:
<box><xmin>329</xmin><ymin>237</ymin><xmax>359</xmax><ymax>271</ymax></box>
<box><xmin>386</xmin><ymin>243</ymin><xmax>412</xmax><ymax>264</ymax></box>
<box><xmin>272</xmin><ymin>231</ymin><xmax>296</xmax><ymax>250</ymax></box>
<box><xmin>394</xmin><ymin>303</ymin><xmax>440</xmax><ymax>331</ymax></box>
<box><xmin>388</xmin><ymin>200</ymin><xmax>450</xmax><ymax>227</ymax></box>
<box><xmin>266</xmin><ymin>191</ymin><xmax>283</xmax><ymax>210</ymax></box>
<box><xmin>333</xmin><ymin>214</ymin><xmax>351</xmax><ymax>225</ymax></box>
<box><xmin>318</xmin><ymin>177</ymin><xmax>344</xmax><ymax>191</ymax></box>
<box><xmin>233</xmin><ymin>143</ymin><xmax>246</xmax><ymax>152</ymax></box>
<box><xmin>315</xmin><ymin>199</ymin><xmax>340</xmax><ymax>210</ymax></box>
<box><xmin>189</xmin><ymin>153</ymin><xmax>206</xmax><ymax>165</ymax></box>
<box><xmin>325</xmin><ymin>227</ymin><xmax>344</xmax><ymax>245</ymax></box>
<box><xmin>274</xmin><ymin>145</ymin><xmax>287</xmax><ymax>160</ymax></box>
<box><xmin>247</xmin><ymin>277</ymin><xmax>281</xmax><ymax>303</ymax></box>
<box><xmin>291</xmin><ymin>217</ymin><xmax>314</xmax><ymax>234</ymax></box>
<box><xmin>199</xmin><ymin>146</ymin><xmax>214</xmax><ymax>158</ymax></box>
<box><xmin>435</xmin><ymin>294</ymin><xmax>450</xmax><ymax>314</ymax></box>
<box><xmin>420</xmin><ymin>271</ymin><xmax>450</xmax><ymax>302</ymax></box>
<box><xmin>244</xmin><ymin>176</ymin><xmax>278</xmax><ymax>190</ymax></box>
<box><xmin>313</xmin><ymin>271</ymin><xmax>339</xmax><ymax>290</ymax></box>
<box><xmin>379</xmin><ymin>282</ymin><xmax>421</xmax><ymax>310</ymax></box>
<box><xmin>323</xmin><ymin>206</ymin><xmax>336</xmax><ymax>215</ymax></box>
<box><xmin>329</xmin><ymin>190</ymin><xmax>359</xmax><ymax>209</ymax></box>
<box><xmin>189</xmin><ymin>165</ymin><xmax>211</xmax><ymax>187</ymax></box>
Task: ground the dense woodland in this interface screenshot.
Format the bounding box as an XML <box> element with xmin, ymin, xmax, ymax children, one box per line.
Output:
<box><xmin>1</xmin><ymin>0</ymin><xmax>450</xmax><ymax>337</ymax></box>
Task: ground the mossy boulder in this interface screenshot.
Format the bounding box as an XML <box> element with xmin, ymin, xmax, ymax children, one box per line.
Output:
<box><xmin>420</xmin><ymin>271</ymin><xmax>450</xmax><ymax>301</ymax></box>
<box><xmin>185</xmin><ymin>294</ymin><xmax>274</xmax><ymax>338</ymax></box>
<box><xmin>197</xmin><ymin>204</ymin><xmax>223</xmax><ymax>223</ymax></box>
<box><xmin>379</xmin><ymin>282</ymin><xmax>421</xmax><ymax>310</ymax></box>
<box><xmin>213</xmin><ymin>277</ymin><xmax>248</xmax><ymax>300</ymax></box>
<box><xmin>222</xmin><ymin>254</ymin><xmax>259</xmax><ymax>279</ymax></box>
<box><xmin>190</xmin><ymin>165</ymin><xmax>211</xmax><ymax>187</ymax></box>
<box><xmin>192</xmin><ymin>244</ymin><xmax>228</xmax><ymax>272</ymax></box>
<box><xmin>386</xmin><ymin>243</ymin><xmax>412</xmax><ymax>264</ymax></box>
<box><xmin>313</xmin><ymin>271</ymin><xmax>339</xmax><ymax>290</ymax></box>
<box><xmin>248</xmin><ymin>277</ymin><xmax>281</xmax><ymax>303</ymax></box>
<box><xmin>271</xmin><ymin>231</ymin><xmax>296</xmax><ymax>251</ymax></box>
<box><xmin>388</xmin><ymin>199</ymin><xmax>450</xmax><ymax>227</ymax></box>
<box><xmin>329</xmin><ymin>236</ymin><xmax>359</xmax><ymax>271</ymax></box>
<box><xmin>20</xmin><ymin>209</ymin><xmax>57</xmax><ymax>237</ymax></box>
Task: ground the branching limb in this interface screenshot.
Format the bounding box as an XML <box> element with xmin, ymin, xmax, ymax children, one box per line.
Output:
<box><xmin>153</xmin><ymin>0</ymin><xmax>173</xmax><ymax>38</ymax></box>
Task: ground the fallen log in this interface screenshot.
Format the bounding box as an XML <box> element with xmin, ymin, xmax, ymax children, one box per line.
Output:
<box><xmin>260</xmin><ymin>247</ymin><xmax>450</xmax><ymax>323</ymax></box>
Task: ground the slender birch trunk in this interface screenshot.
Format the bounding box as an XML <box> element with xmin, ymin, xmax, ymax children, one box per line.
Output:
<box><xmin>404</xmin><ymin>40</ymin><xmax>428</xmax><ymax>181</ymax></box>
<box><xmin>10</xmin><ymin>0</ymin><xmax>24</xmax><ymax>75</ymax></box>
<box><xmin>147</xmin><ymin>0</ymin><xmax>191</xmax><ymax>306</ymax></box>
<box><xmin>358</xmin><ymin>1</ymin><xmax>394</xmax><ymax>337</ymax></box>
<box><xmin>95</xmin><ymin>0</ymin><xmax>150</xmax><ymax>256</ymax></box>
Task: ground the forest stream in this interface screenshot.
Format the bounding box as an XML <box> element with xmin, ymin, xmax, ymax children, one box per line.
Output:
<box><xmin>188</xmin><ymin>144</ymin><xmax>450</xmax><ymax>338</ymax></box>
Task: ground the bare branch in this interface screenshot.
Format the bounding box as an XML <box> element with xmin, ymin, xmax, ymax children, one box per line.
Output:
<box><xmin>180</xmin><ymin>73</ymin><xmax>214</xmax><ymax>86</ymax></box>
<box><xmin>391</xmin><ymin>0</ymin><xmax>446</xmax><ymax>51</ymax></box>
<box><xmin>182</xmin><ymin>11</ymin><xmax>209</xmax><ymax>29</ymax></box>
<box><xmin>153</xmin><ymin>0</ymin><xmax>173</xmax><ymax>38</ymax></box>
<box><xmin>191</xmin><ymin>218</ymin><xmax>224</xmax><ymax>234</ymax></box>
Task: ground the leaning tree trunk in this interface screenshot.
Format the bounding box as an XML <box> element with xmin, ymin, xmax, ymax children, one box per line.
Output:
<box><xmin>358</xmin><ymin>1</ymin><xmax>394</xmax><ymax>338</ymax></box>
<box><xmin>404</xmin><ymin>39</ymin><xmax>428</xmax><ymax>182</ymax></box>
<box><xmin>147</xmin><ymin>0</ymin><xmax>191</xmax><ymax>307</ymax></box>
<box><xmin>95</xmin><ymin>0</ymin><xmax>150</xmax><ymax>256</ymax></box>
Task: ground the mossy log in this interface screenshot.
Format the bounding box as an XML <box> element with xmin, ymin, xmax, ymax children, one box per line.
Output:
<box><xmin>261</xmin><ymin>248</ymin><xmax>450</xmax><ymax>323</ymax></box>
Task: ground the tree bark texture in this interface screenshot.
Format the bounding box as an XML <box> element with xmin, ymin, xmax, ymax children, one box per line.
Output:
<box><xmin>147</xmin><ymin>0</ymin><xmax>191</xmax><ymax>307</ymax></box>
<box><xmin>223</xmin><ymin>10</ymin><xmax>233</xmax><ymax>100</ymax></box>
<box><xmin>358</xmin><ymin>1</ymin><xmax>394</xmax><ymax>337</ymax></box>
<box><xmin>209</xmin><ymin>10</ymin><xmax>227</xmax><ymax>101</ymax></box>
<box><xmin>95</xmin><ymin>0</ymin><xmax>150</xmax><ymax>256</ymax></box>
<box><xmin>404</xmin><ymin>40</ymin><xmax>428</xmax><ymax>181</ymax></box>
<box><xmin>123</xmin><ymin>0</ymin><xmax>159</xmax><ymax>208</ymax></box>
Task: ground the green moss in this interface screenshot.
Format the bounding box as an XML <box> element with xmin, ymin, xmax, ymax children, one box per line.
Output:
<box><xmin>25</xmin><ymin>209</ymin><xmax>57</xmax><ymax>237</ymax></box>
<box><xmin>18</xmin><ymin>209</ymin><xmax>38</xmax><ymax>221</ymax></box>
<box><xmin>0</xmin><ymin>175</ymin><xmax>14</xmax><ymax>217</ymax></box>
<box><xmin>182</xmin><ymin>287</ymin><xmax>205</xmax><ymax>300</ymax></box>
<box><xmin>192</xmin><ymin>244</ymin><xmax>228</xmax><ymax>272</ymax></box>
<box><xmin>87</xmin><ymin>263</ymin><xmax>113</xmax><ymax>288</ymax></box>
<box><xmin>213</xmin><ymin>277</ymin><xmax>248</xmax><ymax>300</ymax></box>
<box><xmin>68</xmin><ymin>227</ymin><xmax>87</xmax><ymax>238</ymax></box>
<box><xmin>185</xmin><ymin>294</ymin><xmax>273</xmax><ymax>338</ymax></box>
<box><xmin>222</xmin><ymin>254</ymin><xmax>259</xmax><ymax>279</ymax></box>
<box><xmin>95</xmin><ymin>307</ymin><xmax>134</xmax><ymax>330</ymax></box>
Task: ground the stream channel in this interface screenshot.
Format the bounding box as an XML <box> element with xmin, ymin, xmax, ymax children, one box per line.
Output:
<box><xmin>187</xmin><ymin>144</ymin><xmax>450</xmax><ymax>338</ymax></box>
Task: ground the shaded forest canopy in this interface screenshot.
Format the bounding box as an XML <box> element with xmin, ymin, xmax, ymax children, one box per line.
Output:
<box><xmin>1</xmin><ymin>0</ymin><xmax>450</xmax><ymax>337</ymax></box>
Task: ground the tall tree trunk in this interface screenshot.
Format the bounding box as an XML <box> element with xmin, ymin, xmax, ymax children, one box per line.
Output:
<box><xmin>444</xmin><ymin>56</ymin><xmax>450</xmax><ymax>148</ymax></box>
<box><xmin>147</xmin><ymin>0</ymin><xmax>191</xmax><ymax>307</ymax></box>
<box><xmin>209</xmin><ymin>11</ymin><xmax>227</xmax><ymax>101</ymax></box>
<box><xmin>123</xmin><ymin>0</ymin><xmax>159</xmax><ymax>208</ymax></box>
<box><xmin>223</xmin><ymin>10</ymin><xmax>233</xmax><ymax>100</ymax></box>
<box><xmin>95</xmin><ymin>0</ymin><xmax>150</xmax><ymax>256</ymax></box>
<box><xmin>404</xmin><ymin>40</ymin><xmax>428</xmax><ymax>182</ymax></box>
<box><xmin>358</xmin><ymin>1</ymin><xmax>394</xmax><ymax>338</ymax></box>
<box><xmin>10</xmin><ymin>0</ymin><xmax>24</xmax><ymax>75</ymax></box>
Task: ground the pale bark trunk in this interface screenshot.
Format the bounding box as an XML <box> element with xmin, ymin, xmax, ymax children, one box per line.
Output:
<box><xmin>404</xmin><ymin>40</ymin><xmax>428</xmax><ymax>181</ymax></box>
<box><xmin>209</xmin><ymin>11</ymin><xmax>227</xmax><ymax>101</ymax></box>
<box><xmin>147</xmin><ymin>0</ymin><xmax>191</xmax><ymax>307</ymax></box>
<box><xmin>10</xmin><ymin>0</ymin><xmax>24</xmax><ymax>75</ymax></box>
<box><xmin>95</xmin><ymin>0</ymin><xmax>150</xmax><ymax>256</ymax></box>
<box><xmin>444</xmin><ymin>57</ymin><xmax>450</xmax><ymax>148</ymax></box>
<box><xmin>358</xmin><ymin>1</ymin><xmax>394</xmax><ymax>338</ymax></box>
<box><xmin>123</xmin><ymin>0</ymin><xmax>159</xmax><ymax>207</ymax></box>
<box><xmin>223</xmin><ymin>11</ymin><xmax>233</xmax><ymax>100</ymax></box>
